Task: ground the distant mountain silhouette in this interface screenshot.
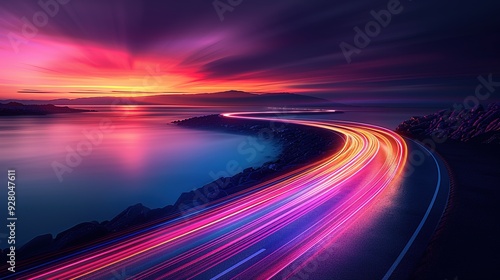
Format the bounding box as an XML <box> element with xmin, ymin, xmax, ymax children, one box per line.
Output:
<box><xmin>3</xmin><ymin>91</ymin><xmax>330</xmax><ymax>106</ymax></box>
<box><xmin>0</xmin><ymin>102</ymin><xmax>94</xmax><ymax>116</ymax></box>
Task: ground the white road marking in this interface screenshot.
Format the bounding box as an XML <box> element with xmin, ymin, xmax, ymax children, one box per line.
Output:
<box><xmin>210</xmin><ymin>248</ymin><xmax>266</xmax><ymax>280</ymax></box>
<box><xmin>382</xmin><ymin>140</ymin><xmax>443</xmax><ymax>280</ymax></box>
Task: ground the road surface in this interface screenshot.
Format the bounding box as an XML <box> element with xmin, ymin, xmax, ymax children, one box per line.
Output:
<box><xmin>7</xmin><ymin>112</ymin><xmax>449</xmax><ymax>279</ymax></box>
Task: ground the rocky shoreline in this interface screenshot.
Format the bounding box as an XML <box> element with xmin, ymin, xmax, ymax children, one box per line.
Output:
<box><xmin>4</xmin><ymin>114</ymin><xmax>341</xmax><ymax>265</ymax></box>
<box><xmin>396</xmin><ymin>103</ymin><xmax>500</xmax><ymax>144</ymax></box>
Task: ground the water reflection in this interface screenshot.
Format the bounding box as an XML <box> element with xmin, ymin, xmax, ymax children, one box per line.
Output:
<box><xmin>0</xmin><ymin>106</ymin><xmax>279</xmax><ymax>245</ymax></box>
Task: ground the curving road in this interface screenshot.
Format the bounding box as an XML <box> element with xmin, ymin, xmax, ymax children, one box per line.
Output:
<box><xmin>9</xmin><ymin>112</ymin><xmax>449</xmax><ymax>279</ymax></box>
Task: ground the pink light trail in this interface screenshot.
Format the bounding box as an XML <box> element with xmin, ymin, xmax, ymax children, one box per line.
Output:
<box><xmin>18</xmin><ymin>112</ymin><xmax>408</xmax><ymax>279</ymax></box>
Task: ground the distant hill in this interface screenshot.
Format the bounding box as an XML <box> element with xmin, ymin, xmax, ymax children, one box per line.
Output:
<box><xmin>396</xmin><ymin>103</ymin><xmax>500</xmax><ymax>144</ymax></box>
<box><xmin>0</xmin><ymin>102</ymin><xmax>95</xmax><ymax>116</ymax></box>
<box><xmin>2</xmin><ymin>91</ymin><xmax>330</xmax><ymax>106</ymax></box>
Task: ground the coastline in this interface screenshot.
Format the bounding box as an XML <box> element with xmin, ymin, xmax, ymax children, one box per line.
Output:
<box><xmin>395</xmin><ymin>104</ymin><xmax>500</xmax><ymax>279</ymax></box>
<box><xmin>3</xmin><ymin>114</ymin><xmax>342</xmax><ymax>265</ymax></box>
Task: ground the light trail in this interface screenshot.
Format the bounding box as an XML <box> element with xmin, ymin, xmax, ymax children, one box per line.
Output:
<box><xmin>16</xmin><ymin>111</ymin><xmax>408</xmax><ymax>279</ymax></box>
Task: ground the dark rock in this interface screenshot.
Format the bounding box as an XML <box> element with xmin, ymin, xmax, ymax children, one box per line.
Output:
<box><xmin>396</xmin><ymin>103</ymin><xmax>500</xmax><ymax>144</ymax></box>
<box><xmin>105</xmin><ymin>203</ymin><xmax>151</xmax><ymax>232</ymax></box>
<box><xmin>53</xmin><ymin>222</ymin><xmax>108</xmax><ymax>249</ymax></box>
<box><xmin>17</xmin><ymin>234</ymin><xmax>54</xmax><ymax>259</ymax></box>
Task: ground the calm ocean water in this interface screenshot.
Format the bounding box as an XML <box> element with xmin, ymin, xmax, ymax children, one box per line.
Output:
<box><xmin>0</xmin><ymin>106</ymin><xmax>280</xmax><ymax>245</ymax></box>
<box><xmin>0</xmin><ymin>105</ymin><xmax>436</xmax><ymax>246</ymax></box>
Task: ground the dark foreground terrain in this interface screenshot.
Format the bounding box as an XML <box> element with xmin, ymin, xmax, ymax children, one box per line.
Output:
<box><xmin>396</xmin><ymin>103</ymin><xmax>500</xmax><ymax>279</ymax></box>
<box><xmin>412</xmin><ymin>142</ymin><xmax>500</xmax><ymax>279</ymax></box>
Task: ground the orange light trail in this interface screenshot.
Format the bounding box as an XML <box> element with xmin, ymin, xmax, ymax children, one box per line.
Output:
<box><xmin>14</xmin><ymin>112</ymin><xmax>408</xmax><ymax>279</ymax></box>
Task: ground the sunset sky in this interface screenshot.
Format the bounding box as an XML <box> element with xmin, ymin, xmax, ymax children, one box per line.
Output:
<box><xmin>0</xmin><ymin>0</ymin><xmax>499</xmax><ymax>104</ymax></box>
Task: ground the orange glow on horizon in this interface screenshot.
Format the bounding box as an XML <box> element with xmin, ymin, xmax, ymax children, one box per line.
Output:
<box><xmin>0</xmin><ymin>26</ymin><xmax>297</xmax><ymax>100</ymax></box>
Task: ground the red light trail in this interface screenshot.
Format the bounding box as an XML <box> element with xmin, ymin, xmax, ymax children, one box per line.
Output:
<box><xmin>17</xmin><ymin>112</ymin><xmax>408</xmax><ymax>279</ymax></box>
